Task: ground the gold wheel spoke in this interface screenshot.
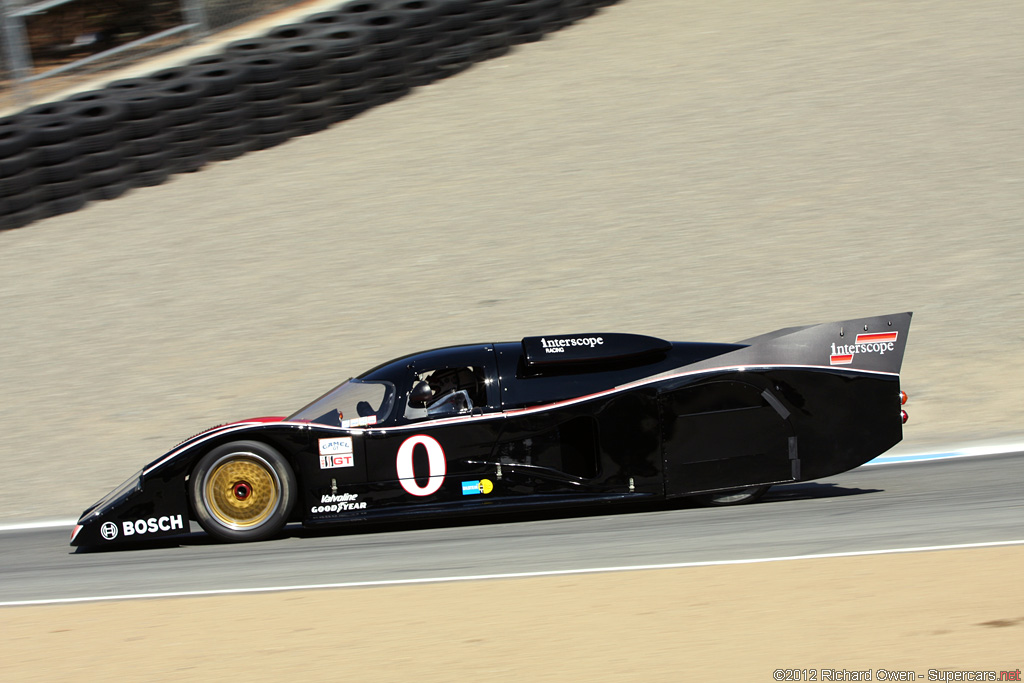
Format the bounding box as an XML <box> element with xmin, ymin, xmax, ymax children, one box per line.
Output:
<box><xmin>204</xmin><ymin>454</ymin><xmax>280</xmax><ymax>529</ymax></box>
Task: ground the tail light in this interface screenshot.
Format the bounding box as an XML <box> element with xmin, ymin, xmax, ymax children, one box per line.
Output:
<box><xmin>901</xmin><ymin>410</ymin><xmax>909</xmax><ymax>424</ymax></box>
<box><xmin>900</xmin><ymin>391</ymin><xmax>908</xmax><ymax>423</ymax></box>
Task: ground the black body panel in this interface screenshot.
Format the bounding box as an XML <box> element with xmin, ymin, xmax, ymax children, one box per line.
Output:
<box><xmin>72</xmin><ymin>313</ymin><xmax>912</xmax><ymax>547</ymax></box>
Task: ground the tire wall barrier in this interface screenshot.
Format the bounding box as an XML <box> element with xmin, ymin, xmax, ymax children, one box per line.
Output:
<box><xmin>0</xmin><ymin>0</ymin><xmax>619</xmax><ymax>232</ymax></box>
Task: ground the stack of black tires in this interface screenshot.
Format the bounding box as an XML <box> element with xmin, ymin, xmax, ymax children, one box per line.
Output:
<box><xmin>0</xmin><ymin>0</ymin><xmax>617</xmax><ymax>232</ymax></box>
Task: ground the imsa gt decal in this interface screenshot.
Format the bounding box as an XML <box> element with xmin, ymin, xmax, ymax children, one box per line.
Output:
<box><xmin>319</xmin><ymin>437</ymin><xmax>354</xmax><ymax>469</ymax></box>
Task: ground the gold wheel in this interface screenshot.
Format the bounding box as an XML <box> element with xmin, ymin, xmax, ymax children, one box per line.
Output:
<box><xmin>202</xmin><ymin>453</ymin><xmax>281</xmax><ymax>530</ymax></box>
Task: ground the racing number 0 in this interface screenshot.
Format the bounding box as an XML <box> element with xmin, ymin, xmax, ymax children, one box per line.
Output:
<box><xmin>396</xmin><ymin>435</ymin><xmax>446</xmax><ymax>496</ymax></box>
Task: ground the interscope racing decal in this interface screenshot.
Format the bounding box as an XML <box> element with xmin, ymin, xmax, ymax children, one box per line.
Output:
<box><xmin>539</xmin><ymin>336</ymin><xmax>604</xmax><ymax>355</ymax></box>
<box><xmin>829</xmin><ymin>332</ymin><xmax>899</xmax><ymax>365</ymax></box>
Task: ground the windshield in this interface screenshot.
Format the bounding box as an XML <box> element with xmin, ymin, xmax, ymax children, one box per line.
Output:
<box><xmin>287</xmin><ymin>379</ymin><xmax>395</xmax><ymax>427</ymax></box>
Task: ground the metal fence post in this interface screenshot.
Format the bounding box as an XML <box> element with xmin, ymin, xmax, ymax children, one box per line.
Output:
<box><xmin>182</xmin><ymin>0</ymin><xmax>210</xmax><ymax>41</ymax></box>
<box><xmin>0</xmin><ymin>0</ymin><xmax>35</xmax><ymax>103</ymax></box>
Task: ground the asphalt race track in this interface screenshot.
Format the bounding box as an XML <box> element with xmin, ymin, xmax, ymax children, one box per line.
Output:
<box><xmin>2</xmin><ymin>452</ymin><xmax>1021</xmax><ymax>605</ymax></box>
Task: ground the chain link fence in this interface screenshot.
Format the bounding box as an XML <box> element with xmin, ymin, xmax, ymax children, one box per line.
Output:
<box><xmin>0</xmin><ymin>0</ymin><xmax>308</xmax><ymax>107</ymax></box>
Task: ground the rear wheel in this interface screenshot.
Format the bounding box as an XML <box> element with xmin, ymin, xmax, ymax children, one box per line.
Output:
<box><xmin>190</xmin><ymin>440</ymin><xmax>296</xmax><ymax>542</ymax></box>
<box><xmin>691</xmin><ymin>485</ymin><xmax>770</xmax><ymax>507</ymax></box>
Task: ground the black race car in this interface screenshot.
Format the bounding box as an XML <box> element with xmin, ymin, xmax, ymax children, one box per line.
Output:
<box><xmin>71</xmin><ymin>313</ymin><xmax>912</xmax><ymax>547</ymax></box>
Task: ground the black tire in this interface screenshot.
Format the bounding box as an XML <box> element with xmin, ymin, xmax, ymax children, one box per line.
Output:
<box><xmin>253</xmin><ymin>129</ymin><xmax>292</xmax><ymax>150</ymax></box>
<box><xmin>690</xmin><ymin>485</ymin><xmax>771</xmax><ymax>507</ymax></box>
<box><xmin>62</xmin><ymin>88</ymin><xmax>112</xmax><ymax>105</ymax></box>
<box><xmin>309</xmin><ymin>25</ymin><xmax>375</xmax><ymax>58</ymax></box>
<box><xmin>253</xmin><ymin>111</ymin><xmax>296</xmax><ymax>135</ymax></box>
<box><xmin>204</xmin><ymin>85</ymin><xmax>254</xmax><ymax>113</ymax></box>
<box><xmin>77</xmin><ymin>127</ymin><xmax>124</xmax><ymax>154</ymax></box>
<box><xmin>148</xmin><ymin>66</ymin><xmax>191</xmax><ymax>84</ymax></box>
<box><xmin>130</xmin><ymin>147</ymin><xmax>173</xmax><ymax>172</ymax></box>
<box><xmin>132</xmin><ymin>166</ymin><xmax>170</xmax><ymax>187</ymax></box>
<box><xmin>37</xmin><ymin>157</ymin><xmax>82</xmax><ymax>184</ymax></box>
<box><xmin>333</xmin><ymin>81</ymin><xmax>377</xmax><ymax>105</ymax></box>
<box><xmin>165</xmin><ymin>99</ymin><xmax>211</xmax><ymax>126</ymax></box>
<box><xmin>40</xmin><ymin>178</ymin><xmax>84</xmax><ymax>201</ymax></box>
<box><xmin>211</xmin><ymin>122</ymin><xmax>256</xmax><ymax>146</ymax></box>
<box><xmin>159</xmin><ymin>78</ymin><xmax>208</xmax><ymax>109</ymax></box>
<box><xmin>80</xmin><ymin>147</ymin><xmax>124</xmax><ymax>173</ymax></box>
<box><xmin>84</xmin><ymin>163</ymin><xmax>128</xmax><ymax>189</ymax></box>
<box><xmin>0</xmin><ymin>148</ymin><xmax>36</xmax><ymax>177</ymax></box>
<box><xmin>190</xmin><ymin>63</ymin><xmax>249</xmax><ymax>97</ymax></box>
<box><xmin>38</xmin><ymin>192</ymin><xmax>88</xmax><ymax>218</ymax></box>
<box><xmin>226</xmin><ymin>37</ymin><xmax>278</xmax><ymax>58</ymax></box>
<box><xmin>113</xmin><ymin>91</ymin><xmax>168</xmax><ymax>120</ymax></box>
<box><xmin>303</xmin><ymin>10</ymin><xmax>348</xmax><ymax>26</ymax></box>
<box><xmin>208</xmin><ymin>138</ymin><xmax>257</xmax><ymax>162</ymax></box>
<box><xmin>123</xmin><ymin>111</ymin><xmax>170</xmax><ymax>140</ymax></box>
<box><xmin>128</xmin><ymin>131</ymin><xmax>173</xmax><ymax>157</ymax></box>
<box><xmin>69</xmin><ymin>100</ymin><xmax>126</xmax><ymax>135</ymax></box>
<box><xmin>266</xmin><ymin>22</ymin><xmax>320</xmax><ymax>41</ymax></box>
<box><xmin>3</xmin><ymin>186</ymin><xmax>39</xmax><ymax>213</ymax></box>
<box><xmin>89</xmin><ymin>179</ymin><xmax>131</xmax><ymax>201</ymax></box>
<box><xmin>34</xmin><ymin>117</ymin><xmax>82</xmax><ymax>146</ymax></box>
<box><xmin>0</xmin><ymin>205</ymin><xmax>41</xmax><ymax>232</ymax></box>
<box><xmin>383</xmin><ymin>0</ymin><xmax>446</xmax><ymax>27</ymax></box>
<box><xmin>294</xmin><ymin>79</ymin><xmax>333</xmax><ymax>103</ymax></box>
<box><xmin>0</xmin><ymin>121</ymin><xmax>33</xmax><ymax>158</ymax></box>
<box><xmin>252</xmin><ymin>93</ymin><xmax>300</xmax><ymax>118</ymax></box>
<box><xmin>354</xmin><ymin>10</ymin><xmax>414</xmax><ymax>42</ymax></box>
<box><xmin>169</xmin><ymin>152</ymin><xmax>208</xmax><ymax>174</ymax></box>
<box><xmin>190</xmin><ymin>441</ymin><xmax>296</xmax><ymax>543</ymax></box>
<box><xmin>276</xmin><ymin>39</ymin><xmax>332</xmax><ymax>70</ymax></box>
<box><xmin>290</xmin><ymin>63</ymin><xmax>329</xmax><ymax>87</ymax></box>
<box><xmin>293</xmin><ymin>115</ymin><xmax>331</xmax><ymax>136</ymax></box>
<box><xmin>250</xmin><ymin>77</ymin><xmax>292</xmax><ymax>101</ymax></box>
<box><xmin>0</xmin><ymin>166</ymin><xmax>37</xmax><ymax>194</ymax></box>
<box><xmin>323</xmin><ymin>48</ymin><xmax>376</xmax><ymax>76</ymax></box>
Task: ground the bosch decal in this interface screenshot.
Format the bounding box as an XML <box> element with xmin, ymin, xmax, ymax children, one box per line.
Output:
<box><xmin>119</xmin><ymin>515</ymin><xmax>185</xmax><ymax>537</ymax></box>
<box><xmin>100</xmin><ymin>521</ymin><xmax>119</xmax><ymax>540</ymax></box>
<box><xmin>829</xmin><ymin>332</ymin><xmax>899</xmax><ymax>365</ymax></box>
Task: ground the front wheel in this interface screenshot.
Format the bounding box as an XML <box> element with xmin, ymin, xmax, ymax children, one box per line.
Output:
<box><xmin>690</xmin><ymin>485</ymin><xmax>771</xmax><ymax>507</ymax></box>
<box><xmin>190</xmin><ymin>440</ymin><xmax>296</xmax><ymax>542</ymax></box>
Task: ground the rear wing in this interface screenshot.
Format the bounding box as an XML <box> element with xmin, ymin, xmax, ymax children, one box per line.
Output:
<box><xmin>709</xmin><ymin>312</ymin><xmax>913</xmax><ymax>375</ymax></box>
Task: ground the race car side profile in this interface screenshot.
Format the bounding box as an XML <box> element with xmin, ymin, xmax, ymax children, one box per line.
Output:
<box><xmin>71</xmin><ymin>312</ymin><xmax>912</xmax><ymax>548</ymax></box>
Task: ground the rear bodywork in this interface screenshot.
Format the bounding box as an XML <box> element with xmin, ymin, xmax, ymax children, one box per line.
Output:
<box><xmin>72</xmin><ymin>312</ymin><xmax>911</xmax><ymax>547</ymax></box>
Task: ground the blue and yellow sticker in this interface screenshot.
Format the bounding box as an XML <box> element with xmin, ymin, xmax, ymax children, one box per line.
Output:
<box><xmin>461</xmin><ymin>479</ymin><xmax>494</xmax><ymax>496</ymax></box>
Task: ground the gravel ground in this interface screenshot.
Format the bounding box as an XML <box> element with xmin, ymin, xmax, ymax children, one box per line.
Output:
<box><xmin>1</xmin><ymin>0</ymin><xmax>1022</xmax><ymax>522</ymax></box>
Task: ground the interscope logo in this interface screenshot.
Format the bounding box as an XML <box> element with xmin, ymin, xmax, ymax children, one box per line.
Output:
<box><xmin>829</xmin><ymin>331</ymin><xmax>899</xmax><ymax>365</ymax></box>
<box><xmin>540</xmin><ymin>336</ymin><xmax>604</xmax><ymax>354</ymax></box>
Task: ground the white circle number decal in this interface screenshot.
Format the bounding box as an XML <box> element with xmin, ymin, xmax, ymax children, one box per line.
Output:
<box><xmin>396</xmin><ymin>434</ymin><xmax>446</xmax><ymax>496</ymax></box>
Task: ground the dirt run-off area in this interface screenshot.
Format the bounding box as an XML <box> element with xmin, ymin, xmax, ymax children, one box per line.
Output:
<box><xmin>3</xmin><ymin>545</ymin><xmax>1023</xmax><ymax>680</ymax></box>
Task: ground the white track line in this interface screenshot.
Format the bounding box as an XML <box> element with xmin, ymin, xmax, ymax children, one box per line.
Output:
<box><xmin>2</xmin><ymin>442</ymin><xmax>1022</xmax><ymax>532</ymax></box>
<box><xmin>0</xmin><ymin>519</ymin><xmax>78</xmax><ymax>532</ymax></box>
<box><xmin>2</xmin><ymin>539</ymin><xmax>1023</xmax><ymax>608</ymax></box>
